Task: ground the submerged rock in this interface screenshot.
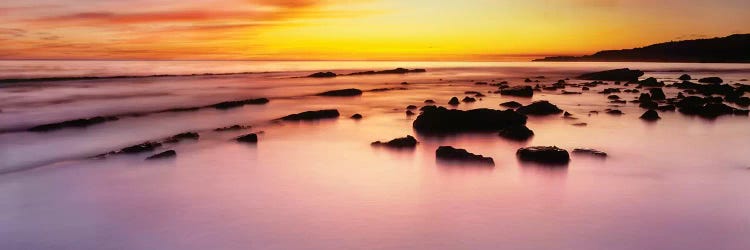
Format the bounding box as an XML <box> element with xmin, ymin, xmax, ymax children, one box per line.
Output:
<box><xmin>235</xmin><ymin>133</ymin><xmax>258</xmax><ymax>143</ymax></box>
<box><xmin>517</xmin><ymin>146</ymin><xmax>570</xmax><ymax>165</ymax></box>
<box><xmin>348</xmin><ymin>68</ymin><xmax>426</xmax><ymax>75</ymax></box>
<box><xmin>145</xmin><ymin>150</ymin><xmax>176</xmax><ymax>160</ymax></box>
<box><xmin>165</xmin><ymin>132</ymin><xmax>199</xmax><ymax>143</ymax></box>
<box><xmin>350</xmin><ymin>113</ymin><xmax>363</xmax><ymax>119</ymax></box>
<box><xmin>572</xmin><ymin>148</ymin><xmax>607</xmax><ymax>158</ymax></box>
<box><xmin>462</xmin><ymin>96</ymin><xmax>477</xmax><ymax>103</ymax></box>
<box><xmin>578</xmin><ymin>68</ymin><xmax>644</xmax><ymax>82</ymax></box>
<box><xmin>498</xmin><ymin>125</ymin><xmax>534</xmax><ymax>141</ymax></box>
<box><xmin>280</xmin><ymin>109</ymin><xmax>340</xmax><ymax>121</ymax></box>
<box><xmin>406</xmin><ymin>110</ymin><xmax>416</xmax><ymax>116</ymax></box>
<box><xmin>29</xmin><ymin>116</ymin><xmax>119</xmax><ymax>132</ymax></box>
<box><xmin>649</xmin><ymin>88</ymin><xmax>666</xmax><ymax>100</ymax></box>
<box><xmin>640</xmin><ymin>109</ymin><xmax>661</xmax><ymax>121</ymax></box>
<box><xmin>406</xmin><ymin>105</ymin><xmax>418</xmax><ymax>110</ymax></box>
<box><xmin>500</xmin><ymin>101</ymin><xmax>523</xmax><ymax>108</ymax></box>
<box><xmin>606</xmin><ymin>109</ymin><xmax>624</xmax><ymax>115</ymax></box>
<box><xmin>308</xmin><ymin>72</ymin><xmax>337</xmax><ymax>78</ymax></box>
<box><xmin>678</xmin><ymin>74</ymin><xmax>692</xmax><ymax>80</ymax></box>
<box><xmin>500</xmin><ymin>86</ymin><xmax>534</xmax><ymax>97</ymax></box>
<box><xmin>516</xmin><ymin>101</ymin><xmax>563</xmax><ymax>116</ymax></box>
<box><xmin>639</xmin><ymin>77</ymin><xmax>664</xmax><ymax>87</ymax></box>
<box><xmin>436</xmin><ymin>146</ymin><xmax>494</xmax><ymax>165</ymax></box>
<box><xmin>316</xmin><ymin>88</ymin><xmax>363</xmax><ymax>97</ymax></box>
<box><xmin>413</xmin><ymin>106</ymin><xmax>527</xmax><ymax>133</ymax></box>
<box><xmin>210</xmin><ymin>98</ymin><xmax>269</xmax><ymax>110</ymax></box>
<box><xmin>371</xmin><ymin>135</ymin><xmax>418</xmax><ymax>148</ymax></box>
<box><xmin>214</xmin><ymin>125</ymin><xmax>251</xmax><ymax>131</ymax></box>
<box><xmin>424</xmin><ymin>99</ymin><xmax>436</xmax><ymax>104</ymax></box>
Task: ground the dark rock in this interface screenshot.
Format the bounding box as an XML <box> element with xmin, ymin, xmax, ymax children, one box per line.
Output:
<box><xmin>500</xmin><ymin>86</ymin><xmax>534</xmax><ymax>97</ymax></box>
<box><xmin>280</xmin><ymin>109</ymin><xmax>340</xmax><ymax>121</ymax></box>
<box><xmin>165</xmin><ymin>132</ymin><xmax>199</xmax><ymax>143</ymax></box>
<box><xmin>145</xmin><ymin>150</ymin><xmax>176</xmax><ymax>160</ymax></box>
<box><xmin>210</xmin><ymin>98</ymin><xmax>269</xmax><ymax>110</ymax></box>
<box><xmin>235</xmin><ymin>133</ymin><xmax>258</xmax><ymax>143</ymax></box>
<box><xmin>578</xmin><ymin>68</ymin><xmax>644</xmax><ymax>82</ymax></box>
<box><xmin>639</xmin><ymin>77</ymin><xmax>664</xmax><ymax>87</ymax></box>
<box><xmin>308</xmin><ymin>72</ymin><xmax>337</xmax><ymax>78</ymax></box>
<box><xmin>678</xmin><ymin>74</ymin><xmax>691</xmax><ymax>80</ymax></box>
<box><xmin>572</xmin><ymin>122</ymin><xmax>588</xmax><ymax>126</ymax></box>
<box><xmin>401</xmin><ymin>82</ymin><xmax>409</xmax><ymax>85</ymax></box>
<box><xmin>698</xmin><ymin>103</ymin><xmax>735</xmax><ymax>118</ymax></box>
<box><xmin>598</xmin><ymin>88</ymin><xmax>621</xmax><ymax>94</ymax></box>
<box><xmin>316</xmin><ymin>88</ymin><xmax>363</xmax><ymax>97</ymax></box>
<box><xmin>516</xmin><ymin>101</ymin><xmax>563</xmax><ymax>116</ymax></box>
<box><xmin>582</xmin><ymin>87</ymin><xmax>590</xmax><ymax>91</ymax></box>
<box><xmin>424</xmin><ymin>99</ymin><xmax>436</xmax><ymax>104</ymax></box>
<box><xmin>498</xmin><ymin>125</ymin><xmax>534</xmax><ymax>141</ymax></box>
<box><xmin>524</xmin><ymin>78</ymin><xmax>533</xmax><ymax>82</ymax></box>
<box><xmin>475</xmin><ymin>81</ymin><xmax>488</xmax><ymax>85</ymax></box>
<box><xmin>413</xmin><ymin>106</ymin><xmax>527</xmax><ymax>133</ymax></box>
<box><xmin>28</xmin><ymin>116</ymin><xmax>119</xmax><ymax>132</ymax></box>
<box><xmin>640</xmin><ymin>109</ymin><xmax>661</xmax><ymax>121</ymax></box>
<box><xmin>606</xmin><ymin>109</ymin><xmax>624</xmax><ymax>115</ymax></box>
<box><xmin>448</xmin><ymin>97</ymin><xmax>460</xmax><ymax>105</ymax></box>
<box><xmin>607</xmin><ymin>95</ymin><xmax>621</xmax><ymax>100</ymax></box>
<box><xmin>371</xmin><ymin>135</ymin><xmax>418</xmax><ymax>148</ymax></box>
<box><xmin>351</xmin><ymin>114</ymin><xmax>363</xmax><ymax>119</ymax></box>
<box><xmin>562</xmin><ymin>90</ymin><xmax>582</xmax><ymax>95</ymax></box>
<box><xmin>462</xmin><ymin>96</ymin><xmax>477</xmax><ymax>103</ymax></box>
<box><xmin>649</xmin><ymin>88</ymin><xmax>666</xmax><ymax>100</ymax></box>
<box><xmin>516</xmin><ymin>146</ymin><xmax>570</xmax><ymax>165</ymax></box>
<box><xmin>348</xmin><ymin>68</ymin><xmax>426</xmax><ymax>75</ymax></box>
<box><xmin>563</xmin><ymin>111</ymin><xmax>573</xmax><ymax>117</ymax></box>
<box><xmin>698</xmin><ymin>77</ymin><xmax>723</xmax><ymax>84</ymax></box>
<box><xmin>500</xmin><ymin>101</ymin><xmax>523</xmax><ymax>108</ymax></box>
<box><xmin>121</xmin><ymin>141</ymin><xmax>162</xmax><ymax>154</ymax></box>
<box><xmin>572</xmin><ymin>148</ymin><xmax>607</xmax><ymax>158</ymax></box>
<box><xmin>214</xmin><ymin>125</ymin><xmax>251</xmax><ymax>131</ymax></box>
<box><xmin>656</xmin><ymin>105</ymin><xmax>676</xmax><ymax>111</ymax></box>
<box><xmin>436</xmin><ymin>146</ymin><xmax>494</xmax><ymax>165</ymax></box>
<box><xmin>734</xmin><ymin>109</ymin><xmax>750</xmax><ymax>116</ymax></box>
<box><xmin>406</xmin><ymin>110</ymin><xmax>416</xmax><ymax>116</ymax></box>
<box><xmin>406</xmin><ymin>105</ymin><xmax>418</xmax><ymax>110</ymax></box>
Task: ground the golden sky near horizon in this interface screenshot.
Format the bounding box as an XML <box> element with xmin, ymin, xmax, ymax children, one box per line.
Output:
<box><xmin>0</xmin><ymin>0</ymin><xmax>748</xmax><ymax>60</ymax></box>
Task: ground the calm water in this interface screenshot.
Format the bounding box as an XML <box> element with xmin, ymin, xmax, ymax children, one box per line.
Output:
<box><xmin>1</xmin><ymin>61</ymin><xmax>750</xmax><ymax>249</ymax></box>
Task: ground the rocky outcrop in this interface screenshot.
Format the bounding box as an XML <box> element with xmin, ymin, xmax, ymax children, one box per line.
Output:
<box><xmin>280</xmin><ymin>109</ymin><xmax>340</xmax><ymax>121</ymax></box>
<box><xmin>28</xmin><ymin>116</ymin><xmax>119</xmax><ymax>132</ymax></box>
<box><xmin>498</xmin><ymin>125</ymin><xmax>534</xmax><ymax>141</ymax></box>
<box><xmin>516</xmin><ymin>146</ymin><xmax>570</xmax><ymax>165</ymax></box>
<box><xmin>516</xmin><ymin>101</ymin><xmax>563</xmax><ymax>116</ymax></box>
<box><xmin>145</xmin><ymin>150</ymin><xmax>176</xmax><ymax>160</ymax></box>
<box><xmin>413</xmin><ymin>106</ymin><xmax>527</xmax><ymax>133</ymax></box>
<box><xmin>316</xmin><ymin>88</ymin><xmax>363</xmax><ymax>97</ymax></box>
<box><xmin>210</xmin><ymin>98</ymin><xmax>270</xmax><ymax>110</ymax></box>
<box><xmin>640</xmin><ymin>110</ymin><xmax>661</xmax><ymax>121</ymax></box>
<box><xmin>436</xmin><ymin>146</ymin><xmax>494</xmax><ymax>165</ymax></box>
<box><xmin>235</xmin><ymin>133</ymin><xmax>258</xmax><ymax>143</ymax></box>
<box><xmin>572</xmin><ymin>148</ymin><xmax>607</xmax><ymax>158</ymax></box>
<box><xmin>500</xmin><ymin>86</ymin><xmax>533</xmax><ymax>97</ymax></box>
<box><xmin>308</xmin><ymin>72</ymin><xmax>337</xmax><ymax>78</ymax></box>
<box><xmin>500</xmin><ymin>101</ymin><xmax>523</xmax><ymax>108</ymax></box>
<box><xmin>371</xmin><ymin>135</ymin><xmax>418</xmax><ymax>148</ymax></box>
<box><xmin>577</xmin><ymin>68</ymin><xmax>644</xmax><ymax>82</ymax></box>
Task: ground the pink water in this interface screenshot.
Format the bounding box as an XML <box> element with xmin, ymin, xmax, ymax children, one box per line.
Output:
<box><xmin>1</xmin><ymin>61</ymin><xmax>750</xmax><ymax>249</ymax></box>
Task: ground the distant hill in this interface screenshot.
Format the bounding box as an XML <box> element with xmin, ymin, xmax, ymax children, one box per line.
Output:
<box><xmin>533</xmin><ymin>34</ymin><xmax>750</xmax><ymax>63</ymax></box>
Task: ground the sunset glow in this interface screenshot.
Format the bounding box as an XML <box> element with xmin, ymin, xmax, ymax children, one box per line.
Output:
<box><xmin>1</xmin><ymin>0</ymin><xmax>749</xmax><ymax>60</ymax></box>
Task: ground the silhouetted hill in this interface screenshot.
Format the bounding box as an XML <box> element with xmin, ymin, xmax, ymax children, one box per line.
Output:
<box><xmin>534</xmin><ymin>34</ymin><xmax>750</xmax><ymax>63</ymax></box>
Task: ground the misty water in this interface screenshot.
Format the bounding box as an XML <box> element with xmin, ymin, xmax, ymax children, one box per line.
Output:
<box><xmin>1</xmin><ymin>61</ymin><xmax>750</xmax><ymax>249</ymax></box>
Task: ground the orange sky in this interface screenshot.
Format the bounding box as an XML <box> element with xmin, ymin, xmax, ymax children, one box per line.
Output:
<box><xmin>1</xmin><ymin>0</ymin><xmax>748</xmax><ymax>60</ymax></box>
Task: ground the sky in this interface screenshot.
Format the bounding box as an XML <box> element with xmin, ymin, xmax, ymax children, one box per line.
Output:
<box><xmin>0</xmin><ymin>0</ymin><xmax>748</xmax><ymax>60</ymax></box>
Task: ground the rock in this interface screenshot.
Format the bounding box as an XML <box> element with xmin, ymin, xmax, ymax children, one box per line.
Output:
<box><xmin>606</xmin><ymin>109</ymin><xmax>624</xmax><ymax>115</ymax></box>
<box><xmin>578</xmin><ymin>68</ymin><xmax>644</xmax><ymax>81</ymax></box>
<box><xmin>214</xmin><ymin>125</ymin><xmax>251</xmax><ymax>131</ymax></box>
<box><xmin>475</xmin><ymin>81</ymin><xmax>488</xmax><ymax>85</ymax></box>
<box><xmin>572</xmin><ymin>148</ymin><xmax>607</xmax><ymax>158</ymax></box>
<box><xmin>308</xmin><ymin>72</ymin><xmax>337</xmax><ymax>78</ymax></box>
<box><xmin>598</xmin><ymin>88</ymin><xmax>621</xmax><ymax>94</ymax></box>
<box><xmin>406</xmin><ymin>105</ymin><xmax>418</xmax><ymax>110</ymax></box>
<box><xmin>235</xmin><ymin>133</ymin><xmax>258</xmax><ymax>143</ymax></box>
<box><xmin>607</xmin><ymin>95</ymin><xmax>621</xmax><ymax>100</ymax></box>
<box><xmin>639</xmin><ymin>77</ymin><xmax>664</xmax><ymax>87</ymax></box>
<box><xmin>121</xmin><ymin>141</ymin><xmax>162</xmax><ymax>154</ymax></box>
<box><xmin>498</xmin><ymin>125</ymin><xmax>534</xmax><ymax>141</ymax></box>
<box><xmin>500</xmin><ymin>86</ymin><xmax>533</xmax><ymax>97</ymax></box>
<box><xmin>448</xmin><ymin>97</ymin><xmax>460</xmax><ymax>105</ymax></box>
<box><xmin>516</xmin><ymin>146</ymin><xmax>570</xmax><ymax>165</ymax></box>
<box><xmin>656</xmin><ymin>105</ymin><xmax>676</xmax><ymax>111</ymax></box>
<box><xmin>28</xmin><ymin>116</ymin><xmax>119</xmax><ymax>132</ymax></box>
<box><xmin>698</xmin><ymin>77</ymin><xmax>723</xmax><ymax>84</ymax></box>
<box><xmin>572</xmin><ymin>122</ymin><xmax>588</xmax><ymax>126</ymax></box>
<box><xmin>524</xmin><ymin>78</ymin><xmax>533</xmax><ymax>82</ymax></box>
<box><xmin>401</xmin><ymin>82</ymin><xmax>409</xmax><ymax>85</ymax></box>
<box><xmin>165</xmin><ymin>132</ymin><xmax>199</xmax><ymax>143</ymax></box>
<box><xmin>145</xmin><ymin>150</ymin><xmax>176</xmax><ymax>160</ymax></box>
<box><xmin>371</xmin><ymin>135</ymin><xmax>418</xmax><ymax>148</ymax></box>
<box><xmin>698</xmin><ymin>103</ymin><xmax>735</xmax><ymax>118</ymax></box>
<box><xmin>316</xmin><ymin>88</ymin><xmax>363</xmax><ymax>97</ymax></box>
<box><xmin>436</xmin><ymin>146</ymin><xmax>494</xmax><ymax>165</ymax></box>
<box><xmin>734</xmin><ymin>109</ymin><xmax>750</xmax><ymax>116</ymax></box>
<box><xmin>424</xmin><ymin>99</ymin><xmax>436</xmax><ymax>104</ymax></box>
<box><xmin>348</xmin><ymin>68</ymin><xmax>426</xmax><ymax>75</ymax></box>
<box><xmin>462</xmin><ymin>96</ymin><xmax>477</xmax><ymax>103</ymax></box>
<box><xmin>564</xmin><ymin>111</ymin><xmax>573</xmax><ymax>117</ymax></box>
<box><xmin>210</xmin><ymin>98</ymin><xmax>269</xmax><ymax>110</ymax></box>
<box><xmin>413</xmin><ymin>106</ymin><xmax>527</xmax><ymax>133</ymax></box>
<box><xmin>678</xmin><ymin>74</ymin><xmax>691</xmax><ymax>80</ymax></box>
<box><xmin>582</xmin><ymin>87</ymin><xmax>590</xmax><ymax>91</ymax></box>
<box><xmin>640</xmin><ymin>109</ymin><xmax>661</xmax><ymax>121</ymax></box>
<box><xmin>562</xmin><ymin>90</ymin><xmax>582</xmax><ymax>95</ymax></box>
<box><xmin>280</xmin><ymin>109</ymin><xmax>340</xmax><ymax>121</ymax></box>
<box><xmin>516</xmin><ymin>101</ymin><xmax>563</xmax><ymax>116</ymax></box>
<box><xmin>500</xmin><ymin>101</ymin><xmax>523</xmax><ymax>108</ymax></box>
<box><xmin>649</xmin><ymin>88</ymin><xmax>666</xmax><ymax>100</ymax></box>
<box><xmin>351</xmin><ymin>114</ymin><xmax>363</xmax><ymax>119</ymax></box>
<box><xmin>406</xmin><ymin>110</ymin><xmax>416</xmax><ymax>116</ymax></box>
